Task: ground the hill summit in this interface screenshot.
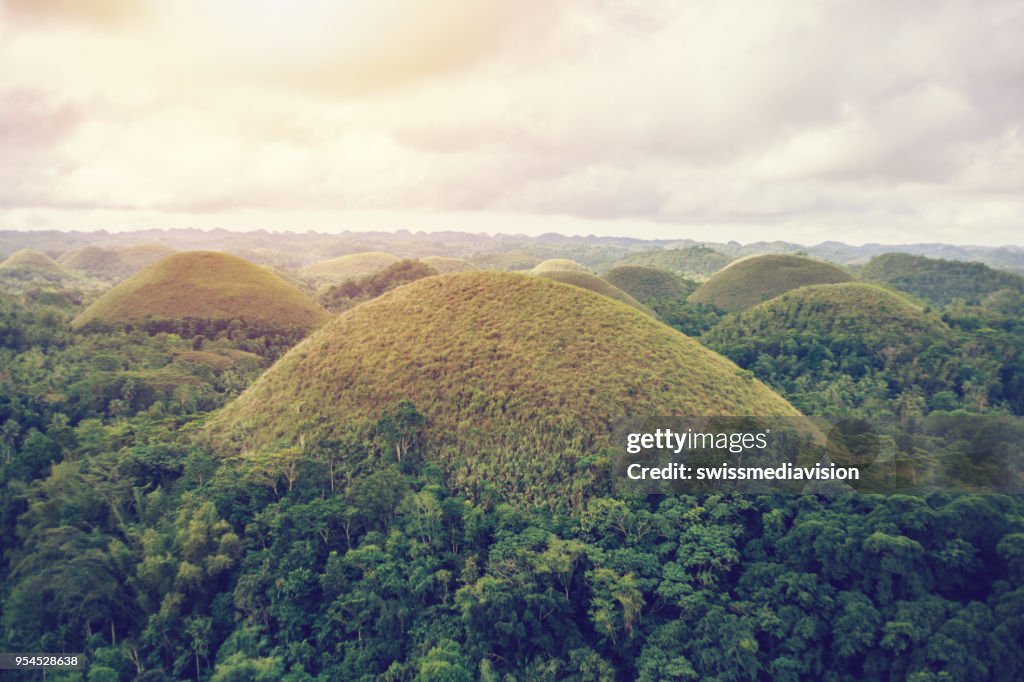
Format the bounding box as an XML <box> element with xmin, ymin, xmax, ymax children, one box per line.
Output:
<box><xmin>299</xmin><ymin>252</ymin><xmax>401</xmax><ymax>283</ymax></box>
<box><xmin>72</xmin><ymin>251</ymin><xmax>328</xmax><ymax>330</ymax></box>
<box><xmin>59</xmin><ymin>244</ymin><xmax>175</xmax><ymax>279</ymax></box>
<box><xmin>0</xmin><ymin>249</ymin><xmax>65</xmax><ymax>275</ymax></box>
<box><xmin>689</xmin><ymin>254</ymin><xmax>853</xmax><ymax>311</ymax></box>
<box><xmin>530</xmin><ymin>258</ymin><xmax>591</xmax><ymax>274</ymax></box>
<box><xmin>204</xmin><ymin>271</ymin><xmax>798</xmax><ymax>506</ymax></box>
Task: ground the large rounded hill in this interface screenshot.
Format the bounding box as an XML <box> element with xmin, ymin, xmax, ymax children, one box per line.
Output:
<box><xmin>530</xmin><ymin>258</ymin><xmax>591</xmax><ymax>274</ymax></box>
<box><xmin>703</xmin><ymin>283</ymin><xmax>956</xmax><ymax>400</ymax></box>
<box><xmin>73</xmin><ymin>251</ymin><xmax>329</xmax><ymax>330</ymax></box>
<box><xmin>204</xmin><ymin>271</ymin><xmax>798</xmax><ymax>505</ymax></box>
<box><xmin>299</xmin><ymin>252</ymin><xmax>401</xmax><ymax>283</ymax></box>
<box><xmin>60</xmin><ymin>244</ymin><xmax>175</xmax><ymax>279</ymax></box>
<box><xmin>0</xmin><ymin>249</ymin><xmax>66</xmax><ymax>276</ymax></box>
<box><xmin>604</xmin><ymin>265</ymin><xmax>695</xmax><ymax>304</ymax></box>
<box><xmin>690</xmin><ymin>254</ymin><xmax>853</xmax><ymax>311</ymax></box>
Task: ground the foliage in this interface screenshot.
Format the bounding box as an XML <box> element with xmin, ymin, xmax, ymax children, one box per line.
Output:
<box><xmin>321</xmin><ymin>260</ymin><xmax>439</xmax><ymax>312</ymax></box>
<box><xmin>610</xmin><ymin>245</ymin><xmax>732</xmax><ymax>281</ymax></box>
<box><xmin>861</xmin><ymin>253</ymin><xmax>1024</xmax><ymax>306</ymax></box>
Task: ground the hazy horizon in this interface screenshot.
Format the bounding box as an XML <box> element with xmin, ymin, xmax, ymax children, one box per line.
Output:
<box><xmin>3</xmin><ymin>1</ymin><xmax>1023</xmax><ymax>245</ymax></box>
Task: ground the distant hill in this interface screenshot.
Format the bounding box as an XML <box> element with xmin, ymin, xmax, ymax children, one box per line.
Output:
<box><xmin>59</xmin><ymin>244</ymin><xmax>175</xmax><ymax>279</ymax></box>
<box><xmin>0</xmin><ymin>249</ymin><xmax>65</xmax><ymax>276</ymax></box>
<box><xmin>420</xmin><ymin>256</ymin><xmax>478</xmax><ymax>273</ymax></box>
<box><xmin>299</xmin><ymin>252</ymin><xmax>401</xmax><ymax>283</ymax></box>
<box><xmin>537</xmin><ymin>271</ymin><xmax>652</xmax><ymax>315</ymax></box>
<box><xmin>470</xmin><ymin>249</ymin><xmax>540</xmax><ymax>271</ymax></box>
<box><xmin>73</xmin><ymin>251</ymin><xmax>329</xmax><ymax>330</ymax></box>
<box><xmin>204</xmin><ymin>271</ymin><xmax>798</xmax><ymax>506</ymax></box>
<box><xmin>689</xmin><ymin>254</ymin><xmax>853</xmax><ymax>312</ymax></box>
<box><xmin>603</xmin><ymin>265</ymin><xmax>696</xmax><ymax>304</ymax></box>
<box><xmin>860</xmin><ymin>253</ymin><xmax>1024</xmax><ymax>306</ymax></box>
<box><xmin>610</xmin><ymin>246</ymin><xmax>732</xmax><ymax>280</ymax></box>
<box><xmin>704</xmin><ymin>283</ymin><xmax>959</xmax><ymax>412</ymax></box>
<box><xmin>530</xmin><ymin>258</ymin><xmax>591</xmax><ymax>274</ymax></box>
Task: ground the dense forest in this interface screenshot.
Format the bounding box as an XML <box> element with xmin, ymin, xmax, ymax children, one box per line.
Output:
<box><xmin>1</xmin><ymin>249</ymin><xmax>1023</xmax><ymax>681</ymax></box>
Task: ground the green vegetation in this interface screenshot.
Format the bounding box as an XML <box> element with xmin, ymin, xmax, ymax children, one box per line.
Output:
<box><xmin>0</xmin><ymin>249</ymin><xmax>68</xmax><ymax>280</ymax></box>
<box><xmin>861</xmin><ymin>253</ymin><xmax>1024</xmax><ymax>306</ymax></box>
<box><xmin>703</xmin><ymin>283</ymin><xmax>994</xmax><ymax>415</ymax></box>
<box><xmin>3</xmin><ymin>234</ymin><xmax>1024</xmax><ymax>680</ymax></box>
<box><xmin>611</xmin><ymin>245</ymin><xmax>732</xmax><ymax>280</ymax></box>
<box><xmin>298</xmin><ymin>251</ymin><xmax>401</xmax><ymax>283</ymax></box>
<box><xmin>603</xmin><ymin>265</ymin><xmax>696</xmax><ymax>303</ymax></box>
<box><xmin>421</xmin><ymin>256</ymin><xmax>478</xmax><ymax>273</ymax></box>
<box><xmin>321</xmin><ymin>259</ymin><xmax>439</xmax><ymax>312</ymax></box>
<box><xmin>72</xmin><ymin>251</ymin><xmax>329</xmax><ymax>332</ymax></box>
<box><xmin>59</xmin><ymin>244</ymin><xmax>176</xmax><ymax>280</ymax></box>
<box><xmin>690</xmin><ymin>254</ymin><xmax>854</xmax><ymax>312</ymax></box>
<box><xmin>536</xmin><ymin>270</ymin><xmax>652</xmax><ymax>315</ymax></box>
<box><xmin>529</xmin><ymin>258</ymin><xmax>591</xmax><ymax>274</ymax></box>
<box><xmin>205</xmin><ymin>272</ymin><xmax>796</xmax><ymax>506</ymax></box>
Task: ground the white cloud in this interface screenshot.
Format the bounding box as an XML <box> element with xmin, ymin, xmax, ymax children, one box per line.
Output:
<box><xmin>1</xmin><ymin>0</ymin><xmax>1023</xmax><ymax>244</ymax></box>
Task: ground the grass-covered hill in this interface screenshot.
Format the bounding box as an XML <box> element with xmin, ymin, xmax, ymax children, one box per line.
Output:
<box><xmin>298</xmin><ymin>251</ymin><xmax>401</xmax><ymax>283</ymax></box>
<box><xmin>611</xmin><ymin>245</ymin><xmax>732</xmax><ymax>280</ymax></box>
<box><xmin>59</xmin><ymin>243</ymin><xmax>175</xmax><ymax>279</ymax></box>
<box><xmin>420</xmin><ymin>256</ymin><xmax>478</xmax><ymax>273</ymax></box>
<box><xmin>703</xmin><ymin>283</ymin><xmax>960</xmax><ymax>413</ymax></box>
<box><xmin>603</xmin><ymin>265</ymin><xmax>696</xmax><ymax>304</ymax></box>
<box><xmin>689</xmin><ymin>254</ymin><xmax>854</xmax><ymax>312</ymax></box>
<box><xmin>530</xmin><ymin>258</ymin><xmax>591</xmax><ymax>274</ymax></box>
<box><xmin>0</xmin><ymin>249</ymin><xmax>65</xmax><ymax>276</ymax></box>
<box><xmin>72</xmin><ymin>251</ymin><xmax>329</xmax><ymax>331</ymax></box>
<box><xmin>205</xmin><ymin>271</ymin><xmax>798</xmax><ymax>505</ymax></box>
<box><xmin>537</xmin><ymin>270</ymin><xmax>653</xmax><ymax>315</ymax></box>
<box><xmin>860</xmin><ymin>253</ymin><xmax>1024</xmax><ymax>306</ymax></box>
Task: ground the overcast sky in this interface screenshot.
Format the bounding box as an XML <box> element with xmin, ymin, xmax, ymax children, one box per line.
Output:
<box><xmin>2</xmin><ymin>0</ymin><xmax>1022</xmax><ymax>244</ymax></box>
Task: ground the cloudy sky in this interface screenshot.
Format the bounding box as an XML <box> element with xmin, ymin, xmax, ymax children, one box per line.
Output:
<box><xmin>2</xmin><ymin>0</ymin><xmax>1022</xmax><ymax>244</ymax></box>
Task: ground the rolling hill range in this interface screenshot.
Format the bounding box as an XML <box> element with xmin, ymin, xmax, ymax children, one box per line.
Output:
<box><xmin>689</xmin><ymin>254</ymin><xmax>854</xmax><ymax>311</ymax></box>
<box><xmin>298</xmin><ymin>251</ymin><xmax>401</xmax><ymax>283</ymax></box>
<box><xmin>860</xmin><ymin>253</ymin><xmax>1024</xmax><ymax>306</ymax></box>
<box><xmin>72</xmin><ymin>251</ymin><xmax>329</xmax><ymax>330</ymax></box>
<box><xmin>537</xmin><ymin>270</ymin><xmax>652</xmax><ymax>315</ymax></box>
<box><xmin>530</xmin><ymin>258</ymin><xmax>591</xmax><ymax>274</ymax></box>
<box><xmin>603</xmin><ymin>265</ymin><xmax>695</xmax><ymax>304</ymax></box>
<box><xmin>59</xmin><ymin>244</ymin><xmax>175</xmax><ymax>279</ymax></box>
<box><xmin>204</xmin><ymin>271</ymin><xmax>798</xmax><ymax>505</ymax></box>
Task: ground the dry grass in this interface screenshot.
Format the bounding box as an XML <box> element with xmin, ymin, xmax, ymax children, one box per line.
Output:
<box><xmin>0</xmin><ymin>249</ymin><xmax>65</xmax><ymax>274</ymax></box>
<box><xmin>530</xmin><ymin>258</ymin><xmax>591</xmax><ymax>274</ymax></box>
<box><xmin>421</xmin><ymin>256</ymin><xmax>478</xmax><ymax>273</ymax></box>
<box><xmin>299</xmin><ymin>252</ymin><xmax>401</xmax><ymax>283</ymax></box>
<box><xmin>72</xmin><ymin>251</ymin><xmax>329</xmax><ymax>330</ymax></box>
<box><xmin>538</xmin><ymin>271</ymin><xmax>653</xmax><ymax>315</ymax></box>
<box><xmin>690</xmin><ymin>254</ymin><xmax>853</xmax><ymax>311</ymax></box>
<box><xmin>204</xmin><ymin>271</ymin><xmax>798</xmax><ymax>504</ymax></box>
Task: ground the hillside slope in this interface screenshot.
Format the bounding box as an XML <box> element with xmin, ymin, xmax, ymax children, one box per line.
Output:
<box><xmin>73</xmin><ymin>251</ymin><xmax>329</xmax><ymax>330</ymax></box>
<box><xmin>860</xmin><ymin>253</ymin><xmax>1024</xmax><ymax>305</ymax></box>
<box><xmin>690</xmin><ymin>254</ymin><xmax>853</xmax><ymax>311</ymax></box>
<box><xmin>205</xmin><ymin>272</ymin><xmax>798</xmax><ymax>505</ymax></box>
<box><xmin>299</xmin><ymin>252</ymin><xmax>401</xmax><ymax>283</ymax></box>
